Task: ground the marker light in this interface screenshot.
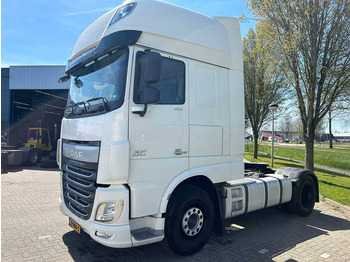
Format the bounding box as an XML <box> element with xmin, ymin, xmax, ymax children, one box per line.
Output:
<box><xmin>95</xmin><ymin>231</ymin><xmax>113</xmax><ymax>238</ymax></box>
<box><xmin>95</xmin><ymin>201</ymin><xmax>124</xmax><ymax>223</ymax></box>
<box><xmin>110</xmin><ymin>3</ymin><xmax>136</xmax><ymax>25</ymax></box>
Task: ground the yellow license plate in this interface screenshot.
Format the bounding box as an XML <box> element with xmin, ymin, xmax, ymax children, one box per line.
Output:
<box><xmin>69</xmin><ymin>218</ymin><xmax>81</xmax><ymax>234</ymax></box>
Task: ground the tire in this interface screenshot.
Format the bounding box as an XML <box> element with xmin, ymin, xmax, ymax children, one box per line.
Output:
<box><xmin>25</xmin><ymin>149</ymin><xmax>41</xmax><ymax>166</ymax></box>
<box><xmin>165</xmin><ymin>184</ymin><xmax>215</xmax><ymax>256</ymax></box>
<box><xmin>40</xmin><ymin>159</ymin><xmax>58</xmax><ymax>169</ymax></box>
<box><xmin>287</xmin><ymin>175</ymin><xmax>317</xmax><ymax>217</ymax></box>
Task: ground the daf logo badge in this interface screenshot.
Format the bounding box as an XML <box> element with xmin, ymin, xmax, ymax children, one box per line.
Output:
<box><xmin>70</xmin><ymin>150</ymin><xmax>83</xmax><ymax>158</ymax></box>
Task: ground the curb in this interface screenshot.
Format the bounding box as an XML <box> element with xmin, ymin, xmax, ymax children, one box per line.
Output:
<box><xmin>321</xmin><ymin>196</ymin><xmax>350</xmax><ymax>212</ymax></box>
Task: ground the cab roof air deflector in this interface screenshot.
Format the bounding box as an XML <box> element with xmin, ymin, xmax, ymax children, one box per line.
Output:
<box><xmin>66</xmin><ymin>30</ymin><xmax>142</xmax><ymax>74</ymax></box>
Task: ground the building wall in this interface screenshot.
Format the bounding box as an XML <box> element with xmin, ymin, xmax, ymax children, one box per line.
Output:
<box><xmin>1</xmin><ymin>68</ymin><xmax>10</xmax><ymax>133</ymax></box>
<box><xmin>259</xmin><ymin>130</ymin><xmax>300</xmax><ymax>142</ymax></box>
<box><xmin>9</xmin><ymin>65</ymin><xmax>70</xmax><ymax>90</ymax></box>
<box><xmin>2</xmin><ymin>65</ymin><xmax>69</xmax><ymax>146</ymax></box>
<box><xmin>333</xmin><ymin>133</ymin><xmax>350</xmax><ymax>142</ymax></box>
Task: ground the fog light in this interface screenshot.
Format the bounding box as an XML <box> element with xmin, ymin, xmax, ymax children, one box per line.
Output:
<box><xmin>95</xmin><ymin>201</ymin><xmax>123</xmax><ymax>223</ymax></box>
<box><xmin>95</xmin><ymin>231</ymin><xmax>113</xmax><ymax>238</ymax></box>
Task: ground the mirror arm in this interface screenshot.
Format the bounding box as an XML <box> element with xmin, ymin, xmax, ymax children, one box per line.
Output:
<box><xmin>139</xmin><ymin>104</ymin><xmax>147</xmax><ymax>117</ymax></box>
<box><xmin>132</xmin><ymin>104</ymin><xmax>148</xmax><ymax>117</ymax></box>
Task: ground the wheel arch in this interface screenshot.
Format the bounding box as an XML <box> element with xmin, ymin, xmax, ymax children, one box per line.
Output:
<box><xmin>275</xmin><ymin>167</ymin><xmax>319</xmax><ymax>202</ymax></box>
<box><xmin>160</xmin><ymin>174</ymin><xmax>223</xmax><ymax>235</ymax></box>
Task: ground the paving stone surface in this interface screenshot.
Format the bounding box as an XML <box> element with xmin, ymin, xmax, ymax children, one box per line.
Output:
<box><xmin>2</xmin><ymin>167</ymin><xmax>350</xmax><ymax>261</ymax></box>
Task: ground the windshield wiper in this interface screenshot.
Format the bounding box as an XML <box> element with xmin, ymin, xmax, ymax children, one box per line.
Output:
<box><xmin>65</xmin><ymin>101</ymin><xmax>87</xmax><ymax>116</ymax></box>
<box><xmin>86</xmin><ymin>97</ymin><xmax>109</xmax><ymax>112</ymax></box>
<box><xmin>65</xmin><ymin>97</ymin><xmax>109</xmax><ymax>117</ymax></box>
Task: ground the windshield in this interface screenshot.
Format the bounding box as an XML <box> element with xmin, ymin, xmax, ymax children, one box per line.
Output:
<box><xmin>28</xmin><ymin>129</ymin><xmax>39</xmax><ymax>141</ymax></box>
<box><xmin>65</xmin><ymin>47</ymin><xmax>129</xmax><ymax>117</ymax></box>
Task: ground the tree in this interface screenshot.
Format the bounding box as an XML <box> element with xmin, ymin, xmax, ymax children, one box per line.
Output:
<box><xmin>342</xmin><ymin>89</ymin><xmax>350</xmax><ymax>127</ymax></box>
<box><xmin>249</xmin><ymin>0</ymin><xmax>350</xmax><ymax>170</ymax></box>
<box><xmin>327</xmin><ymin>100</ymin><xmax>348</xmax><ymax>147</ymax></box>
<box><xmin>244</xmin><ymin>24</ymin><xmax>287</xmax><ymax>158</ymax></box>
<box><xmin>315</xmin><ymin>118</ymin><xmax>326</xmax><ymax>141</ymax></box>
<box><xmin>279</xmin><ymin>114</ymin><xmax>294</xmax><ymax>142</ymax></box>
<box><xmin>326</xmin><ymin>86</ymin><xmax>350</xmax><ymax>147</ymax></box>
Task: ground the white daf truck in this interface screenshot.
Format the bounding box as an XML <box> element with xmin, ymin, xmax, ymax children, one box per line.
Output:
<box><xmin>58</xmin><ymin>0</ymin><xmax>319</xmax><ymax>256</ymax></box>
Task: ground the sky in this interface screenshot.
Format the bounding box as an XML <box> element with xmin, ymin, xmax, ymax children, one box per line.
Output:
<box><xmin>1</xmin><ymin>0</ymin><xmax>256</xmax><ymax>67</ymax></box>
<box><xmin>1</xmin><ymin>0</ymin><xmax>348</xmax><ymax>132</ymax></box>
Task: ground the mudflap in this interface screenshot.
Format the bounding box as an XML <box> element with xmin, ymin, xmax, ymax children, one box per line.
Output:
<box><xmin>275</xmin><ymin>167</ymin><xmax>319</xmax><ymax>202</ymax></box>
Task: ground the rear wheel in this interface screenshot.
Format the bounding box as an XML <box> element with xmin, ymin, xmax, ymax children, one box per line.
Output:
<box><xmin>165</xmin><ymin>184</ymin><xmax>215</xmax><ymax>256</ymax></box>
<box><xmin>287</xmin><ymin>175</ymin><xmax>317</xmax><ymax>217</ymax></box>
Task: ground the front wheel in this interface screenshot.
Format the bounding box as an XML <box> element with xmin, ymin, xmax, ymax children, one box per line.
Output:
<box><xmin>25</xmin><ymin>149</ymin><xmax>41</xmax><ymax>166</ymax></box>
<box><xmin>165</xmin><ymin>184</ymin><xmax>215</xmax><ymax>256</ymax></box>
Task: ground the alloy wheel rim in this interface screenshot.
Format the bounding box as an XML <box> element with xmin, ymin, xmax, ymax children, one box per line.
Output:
<box><xmin>182</xmin><ymin>207</ymin><xmax>204</xmax><ymax>237</ymax></box>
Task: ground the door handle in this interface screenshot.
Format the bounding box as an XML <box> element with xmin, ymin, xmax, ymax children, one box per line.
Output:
<box><xmin>174</xmin><ymin>149</ymin><xmax>187</xmax><ymax>155</ymax></box>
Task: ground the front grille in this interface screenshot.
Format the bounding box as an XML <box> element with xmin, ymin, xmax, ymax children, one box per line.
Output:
<box><xmin>63</xmin><ymin>163</ymin><xmax>97</xmax><ymax>220</ymax></box>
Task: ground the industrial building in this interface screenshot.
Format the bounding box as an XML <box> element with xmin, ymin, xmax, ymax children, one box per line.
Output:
<box><xmin>333</xmin><ymin>133</ymin><xmax>350</xmax><ymax>142</ymax></box>
<box><xmin>1</xmin><ymin>66</ymin><xmax>69</xmax><ymax>149</ymax></box>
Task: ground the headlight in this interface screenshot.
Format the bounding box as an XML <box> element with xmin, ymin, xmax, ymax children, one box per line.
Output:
<box><xmin>95</xmin><ymin>201</ymin><xmax>124</xmax><ymax>223</ymax></box>
<box><xmin>109</xmin><ymin>3</ymin><xmax>136</xmax><ymax>25</ymax></box>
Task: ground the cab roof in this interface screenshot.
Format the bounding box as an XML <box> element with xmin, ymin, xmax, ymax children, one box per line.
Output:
<box><xmin>69</xmin><ymin>0</ymin><xmax>242</xmax><ymax>71</ymax></box>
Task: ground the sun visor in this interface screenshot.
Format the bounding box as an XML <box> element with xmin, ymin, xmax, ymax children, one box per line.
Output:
<box><xmin>66</xmin><ymin>30</ymin><xmax>141</xmax><ymax>73</ymax></box>
<box><xmin>69</xmin><ymin>9</ymin><xmax>117</xmax><ymax>61</ymax></box>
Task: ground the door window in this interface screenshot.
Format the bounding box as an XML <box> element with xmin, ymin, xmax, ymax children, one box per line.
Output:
<box><xmin>133</xmin><ymin>52</ymin><xmax>185</xmax><ymax>105</ymax></box>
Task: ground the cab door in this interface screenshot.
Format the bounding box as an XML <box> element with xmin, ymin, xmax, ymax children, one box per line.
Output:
<box><xmin>128</xmin><ymin>47</ymin><xmax>189</xmax><ymax>217</ymax></box>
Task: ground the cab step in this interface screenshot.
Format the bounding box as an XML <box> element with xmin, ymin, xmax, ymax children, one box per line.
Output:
<box><xmin>131</xmin><ymin>227</ymin><xmax>164</xmax><ymax>247</ymax></box>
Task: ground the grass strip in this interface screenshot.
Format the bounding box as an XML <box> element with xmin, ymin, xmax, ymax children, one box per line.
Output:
<box><xmin>245</xmin><ymin>142</ymin><xmax>350</xmax><ymax>171</ymax></box>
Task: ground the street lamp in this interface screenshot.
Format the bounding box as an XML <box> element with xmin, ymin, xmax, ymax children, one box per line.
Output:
<box><xmin>269</xmin><ymin>103</ymin><xmax>279</xmax><ymax>167</ymax></box>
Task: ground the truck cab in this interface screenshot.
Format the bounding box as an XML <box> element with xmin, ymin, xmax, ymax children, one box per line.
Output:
<box><xmin>58</xmin><ymin>0</ymin><xmax>318</xmax><ymax>255</ymax></box>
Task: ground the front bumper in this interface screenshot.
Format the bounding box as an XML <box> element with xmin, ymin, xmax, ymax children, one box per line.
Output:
<box><xmin>59</xmin><ymin>182</ymin><xmax>132</xmax><ymax>248</ymax></box>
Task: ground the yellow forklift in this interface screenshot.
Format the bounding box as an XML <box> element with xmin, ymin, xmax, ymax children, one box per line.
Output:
<box><xmin>20</xmin><ymin>127</ymin><xmax>52</xmax><ymax>166</ymax></box>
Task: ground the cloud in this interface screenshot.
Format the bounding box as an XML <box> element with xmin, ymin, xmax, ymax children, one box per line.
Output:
<box><xmin>64</xmin><ymin>7</ymin><xmax>113</xmax><ymax>16</ymax></box>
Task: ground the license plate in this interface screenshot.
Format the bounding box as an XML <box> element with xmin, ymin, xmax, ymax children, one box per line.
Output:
<box><xmin>69</xmin><ymin>218</ymin><xmax>81</xmax><ymax>234</ymax></box>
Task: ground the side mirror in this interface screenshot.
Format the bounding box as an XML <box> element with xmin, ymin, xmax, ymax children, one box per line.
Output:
<box><xmin>58</xmin><ymin>74</ymin><xmax>70</xmax><ymax>83</ymax></box>
<box><xmin>143</xmin><ymin>51</ymin><xmax>161</xmax><ymax>83</ymax></box>
<box><xmin>132</xmin><ymin>87</ymin><xmax>160</xmax><ymax>117</ymax></box>
<box><xmin>74</xmin><ymin>78</ymin><xmax>83</xmax><ymax>88</ymax></box>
